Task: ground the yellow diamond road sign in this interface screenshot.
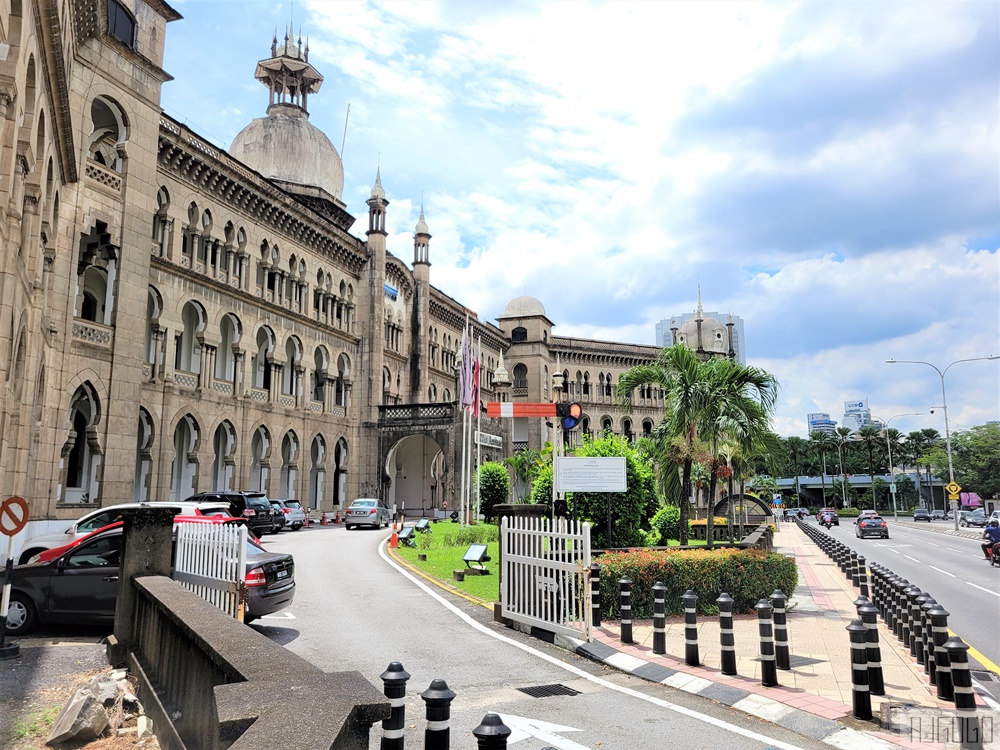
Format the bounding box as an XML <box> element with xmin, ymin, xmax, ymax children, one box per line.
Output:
<box><xmin>945</xmin><ymin>481</ymin><xmax>962</xmax><ymax>495</ymax></box>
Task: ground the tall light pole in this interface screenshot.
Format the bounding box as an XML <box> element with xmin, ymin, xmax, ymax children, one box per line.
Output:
<box><xmin>834</xmin><ymin>430</ymin><xmax>851</xmax><ymax>508</ymax></box>
<box><xmin>885</xmin><ymin>355</ymin><xmax>999</xmax><ymax>530</ymax></box>
<box><xmin>872</xmin><ymin>412</ymin><xmax>921</xmax><ymax>521</ymax></box>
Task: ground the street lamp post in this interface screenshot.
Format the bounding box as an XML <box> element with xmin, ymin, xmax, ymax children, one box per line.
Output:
<box><xmin>885</xmin><ymin>355</ymin><xmax>999</xmax><ymax>531</ymax></box>
<box><xmin>834</xmin><ymin>435</ymin><xmax>850</xmax><ymax>508</ymax></box>
<box><xmin>872</xmin><ymin>412</ymin><xmax>921</xmax><ymax>521</ymax></box>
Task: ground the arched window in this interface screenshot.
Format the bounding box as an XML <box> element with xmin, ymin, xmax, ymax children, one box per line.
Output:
<box><xmin>252</xmin><ymin>328</ymin><xmax>274</xmax><ymax>390</ymax></box>
<box><xmin>134</xmin><ymin>408</ymin><xmax>154</xmax><ymax>501</ymax></box>
<box><xmin>309</xmin><ymin>435</ymin><xmax>327</xmax><ymax>510</ymax></box>
<box><xmin>144</xmin><ymin>287</ymin><xmax>162</xmax><ymax>365</ymax></box>
<box><xmin>107</xmin><ymin>0</ymin><xmax>136</xmax><ymax>48</ymax></box>
<box><xmin>283</xmin><ymin>337</ymin><xmax>301</xmax><ymax>395</ymax></box>
<box><xmin>170</xmin><ymin>415</ymin><xmax>200</xmax><ymax>500</ymax></box>
<box><xmin>250</xmin><ymin>426</ymin><xmax>271</xmax><ymax>492</ymax></box>
<box><xmin>151</xmin><ymin>187</ymin><xmax>169</xmax><ymax>254</ymax></box>
<box><xmin>511</xmin><ymin>326</ymin><xmax>527</xmax><ymax>343</ymax></box>
<box><xmin>280</xmin><ymin>431</ymin><xmax>299</xmax><ymax>500</ymax></box>
<box><xmin>87</xmin><ymin>97</ymin><xmax>128</xmax><ymax>171</ymax></box>
<box><xmin>512</xmin><ymin>363</ymin><xmax>528</xmax><ymax>390</ymax></box>
<box><xmin>335</xmin><ymin>353</ymin><xmax>350</xmax><ymax>407</ymax></box>
<box><xmin>175</xmin><ymin>301</ymin><xmax>205</xmax><ymax>374</ymax></box>
<box><xmin>216</xmin><ymin>314</ymin><xmax>241</xmax><ymax>381</ymax></box>
<box><xmin>212</xmin><ymin>421</ymin><xmax>236</xmax><ymax>491</ymax></box>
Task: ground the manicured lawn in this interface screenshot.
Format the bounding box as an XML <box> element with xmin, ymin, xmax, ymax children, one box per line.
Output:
<box><xmin>394</xmin><ymin>535</ymin><xmax>501</xmax><ymax>602</ymax></box>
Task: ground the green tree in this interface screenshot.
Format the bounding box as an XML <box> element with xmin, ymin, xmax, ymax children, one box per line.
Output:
<box><xmin>855</xmin><ymin>426</ymin><xmax>883</xmax><ymax>495</ymax></box>
<box><xmin>503</xmin><ymin>446</ymin><xmax>550</xmax><ymax>502</ymax></box>
<box><xmin>949</xmin><ymin>422</ymin><xmax>1000</xmax><ymax>498</ymax></box>
<box><xmin>477</xmin><ymin>461</ymin><xmax>510</xmax><ymax>521</ymax></box>
<box><xmin>569</xmin><ymin>432</ymin><xmax>657</xmax><ymax>549</ymax></box>
<box><xmin>616</xmin><ymin>343</ymin><xmax>778</xmax><ymax>546</ymax></box>
<box><xmin>809</xmin><ymin>431</ymin><xmax>836</xmax><ymax>507</ymax></box>
<box><xmin>833</xmin><ymin>427</ymin><xmax>855</xmax><ymax>507</ymax></box>
<box><xmin>902</xmin><ymin>429</ymin><xmax>940</xmax><ymax>505</ymax></box>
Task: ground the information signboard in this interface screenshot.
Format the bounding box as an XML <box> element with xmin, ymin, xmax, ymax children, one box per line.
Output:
<box><xmin>555</xmin><ymin>457</ymin><xmax>627</xmax><ymax>493</ymax></box>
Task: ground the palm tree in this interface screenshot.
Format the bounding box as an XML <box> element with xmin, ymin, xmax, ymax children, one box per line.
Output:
<box><xmin>785</xmin><ymin>436</ymin><xmax>809</xmax><ymax>503</ymax></box>
<box><xmin>854</xmin><ymin>426</ymin><xmax>883</xmax><ymax>510</ymax></box>
<box><xmin>503</xmin><ymin>447</ymin><xmax>542</xmax><ymax>502</ymax></box>
<box><xmin>617</xmin><ymin>344</ymin><xmax>778</xmax><ymax>546</ymax></box>
<box><xmin>833</xmin><ymin>427</ymin><xmax>854</xmax><ymax>507</ymax></box>
<box><xmin>809</xmin><ymin>430</ymin><xmax>836</xmax><ymax>507</ymax></box>
<box><xmin>903</xmin><ymin>428</ymin><xmax>940</xmax><ymax>508</ymax></box>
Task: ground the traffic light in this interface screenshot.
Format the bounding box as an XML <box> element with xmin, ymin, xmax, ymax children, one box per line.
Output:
<box><xmin>555</xmin><ymin>402</ymin><xmax>583</xmax><ymax>430</ymax></box>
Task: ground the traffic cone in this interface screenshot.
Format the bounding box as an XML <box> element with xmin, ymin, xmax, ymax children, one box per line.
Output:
<box><xmin>320</xmin><ymin>512</ymin><xmax>327</xmax><ymax>525</ymax></box>
<box><xmin>334</xmin><ymin>510</ymin><xmax>342</xmax><ymax>525</ymax></box>
<box><xmin>389</xmin><ymin>528</ymin><xmax>399</xmax><ymax>549</ymax></box>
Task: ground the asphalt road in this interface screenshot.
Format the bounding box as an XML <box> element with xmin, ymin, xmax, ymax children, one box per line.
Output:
<box><xmin>814</xmin><ymin>518</ymin><xmax>1000</xmax><ymax>706</ymax></box>
<box><xmin>253</xmin><ymin>525</ymin><xmax>834</xmax><ymax>750</ymax></box>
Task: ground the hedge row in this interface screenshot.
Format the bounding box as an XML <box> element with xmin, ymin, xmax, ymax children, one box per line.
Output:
<box><xmin>596</xmin><ymin>547</ymin><xmax>798</xmax><ymax>618</ymax></box>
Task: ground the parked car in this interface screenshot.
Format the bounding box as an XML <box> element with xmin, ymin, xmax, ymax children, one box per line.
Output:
<box><xmin>856</xmin><ymin>510</ymin><xmax>879</xmax><ymax>525</ymax></box>
<box><xmin>912</xmin><ymin>508</ymin><xmax>931</xmax><ymax>522</ymax></box>
<box><xmin>267</xmin><ymin>500</ymin><xmax>287</xmax><ymax>534</ymax></box>
<box><xmin>989</xmin><ymin>510</ymin><xmax>1000</xmax><ymax>525</ymax></box>
<box><xmin>817</xmin><ymin>508</ymin><xmax>839</xmax><ymax>526</ymax></box>
<box><xmin>929</xmin><ymin>509</ymin><xmax>949</xmax><ymax>521</ymax></box>
<box><xmin>345</xmin><ymin>498</ymin><xmax>390</xmax><ymax>530</ymax></box>
<box><xmin>16</xmin><ymin>500</ymin><xmax>231</xmax><ymax>565</ymax></box>
<box><xmin>856</xmin><ymin>515</ymin><xmax>889</xmax><ymax>539</ymax></box>
<box><xmin>4</xmin><ymin>524</ymin><xmax>295</xmax><ymax>636</ymax></box>
<box><xmin>271</xmin><ymin>499</ymin><xmax>306</xmax><ymax>531</ymax></box>
<box><xmin>183</xmin><ymin>492</ymin><xmax>275</xmax><ymax>538</ymax></box>
<box><xmin>962</xmin><ymin>508</ymin><xmax>987</xmax><ymax>527</ymax></box>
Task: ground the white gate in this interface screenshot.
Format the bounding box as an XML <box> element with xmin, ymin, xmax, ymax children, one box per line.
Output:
<box><xmin>501</xmin><ymin>516</ymin><xmax>591</xmax><ymax>641</ymax></box>
<box><xmin>173</xmin><ymin>522</ymin><xmax>247</xmax><ymax>620</ymax></box>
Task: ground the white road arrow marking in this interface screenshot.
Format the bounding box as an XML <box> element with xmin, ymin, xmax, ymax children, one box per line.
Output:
<box><xmin>498</xmin><ymin>713</ymin><xmax>587</xmax><ymax>749</ymax></box>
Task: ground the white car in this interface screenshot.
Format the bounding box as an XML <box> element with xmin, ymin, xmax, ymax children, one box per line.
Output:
<box><xmin>345</xmin><ymin>498</ymin><xmax>391</xmax><ymax>530</ymax></box>
<box><xmin>16</xmin><ymin>501</ymin><xmax>229</xmax><ymax>564</ymax></box>
<box><xmin>272</xmin><ymin>499</ymin><xmax>307</xmax><ymax>531</ymax></box>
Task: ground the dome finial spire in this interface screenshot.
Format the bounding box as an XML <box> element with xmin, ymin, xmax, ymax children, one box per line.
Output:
<box><xmin>696</xmin><ymin>284</ymin><xmax>703</xmax><ymax>318</ymax></box>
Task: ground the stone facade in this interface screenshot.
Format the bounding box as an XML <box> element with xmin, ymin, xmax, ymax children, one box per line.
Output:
<box><xmin>0</xmin><ymin>1</ymin><xmax>674</xmax><ymax>547</ymax></box>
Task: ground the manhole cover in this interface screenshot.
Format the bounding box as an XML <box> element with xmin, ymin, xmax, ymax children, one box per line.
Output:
<box><xmin>516</xmin><ymin>684</ymin><xmax>581</xmax><ymax>698</ymax></box>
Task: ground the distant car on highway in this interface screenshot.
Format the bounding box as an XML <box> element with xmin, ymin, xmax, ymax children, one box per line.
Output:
<box><xmin>855</xmin><ymin>510</ymin><xmax>878</xmax><ymax>525</ymax></box>
<box><xmin>817</xmin><ymin>508</ymin><xmax>839</xmax><ymax>526</ymax></box>
<box><xmin>912</xmin><ymin>509</ymin><xmax>931</xmax><ymax>522</ymax></box>
<box><xmin>856</xmin><ymin>515</ymin><xmax>889</xmax><ymax>539</ymax></box>
<box><xmin>962</xmin><ymin>509</ymin><xmax>987</xmax><ymax>527</ymax></box>
<box><xmin>930</xmin><ymin>509</ymin><xmax>949</xmax><ymax>521</ymax></box>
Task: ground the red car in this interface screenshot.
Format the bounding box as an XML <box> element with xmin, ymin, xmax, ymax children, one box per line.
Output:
<box><xmin>33</xmin><ymin>514</ymin><xmax>250</xmax><ymax>563</ymax></box>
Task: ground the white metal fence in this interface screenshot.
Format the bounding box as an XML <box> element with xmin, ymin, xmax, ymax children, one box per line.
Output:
<box><xmin>501</xmin><ymin>515</ymin><xmax>591</xmax><ymax>641</ymax></box>
<box><xmin>173</xmin><ymin>523</ymin><xmax>247</xmax><ymax>620</ymax></box>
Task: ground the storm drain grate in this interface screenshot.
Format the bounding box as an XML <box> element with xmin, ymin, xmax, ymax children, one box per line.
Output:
<box><xmin>971</xmin><ymin>671</ymin><xmax>998</xmax><ymax>683</ymax></box>
<box><xmin>516</xmin><ymin>684</ymin><xmax>581</xmax><ymax>698</ymax></box>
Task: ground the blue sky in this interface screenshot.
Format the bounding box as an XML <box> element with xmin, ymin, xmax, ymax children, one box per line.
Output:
<box><xmin>161</xmin><ymin>0</ymin><xmax>999</xmax><ymax>438</ymax></box>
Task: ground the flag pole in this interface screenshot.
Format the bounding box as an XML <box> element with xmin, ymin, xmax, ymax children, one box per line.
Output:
<box><xmin>475</xmin><ymin>335</ymin><xmax>483</xmax><ymax>521</ymax></box>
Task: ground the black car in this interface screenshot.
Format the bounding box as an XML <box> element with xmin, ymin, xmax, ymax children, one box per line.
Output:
<box><xmin>856</xmin><ymin>515</ymin><xmax>889</xmax><ymax>539</ymax></box>
<box><xmin>184</xmin><ymin>491</ymin><xmax>275</xmax><ymax>537</ymax></box>
<box><xmin>268</xmin><ymin>500</ymin><xmax>287</xmax><ymax>534</ymax></box>
<box><xmin>912</xmin><ymin>508</ymin><xmax>931</xmax><ymax>522</ymax></box>
<box><xmin>4</xmin><ymin>527</ymin><xmax>295</xmax><ymax>636</ymax></box>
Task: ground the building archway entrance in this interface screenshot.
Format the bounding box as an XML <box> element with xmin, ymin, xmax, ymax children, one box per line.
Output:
<box><xmin>384</xmin><ymin>435</ymin><xmax>446</xmax><ymax>518</ymax></box>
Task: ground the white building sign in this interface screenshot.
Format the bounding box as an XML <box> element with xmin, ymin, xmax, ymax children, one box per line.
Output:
<box><xmin>474</xmin><ymin>431</ymin><xmax>503</xmax><ymax>449</ymax></box>
<box><xmin>555</xmin><ymin>457</ymin><xmax>627</xmax><ymax>493</ymax></box>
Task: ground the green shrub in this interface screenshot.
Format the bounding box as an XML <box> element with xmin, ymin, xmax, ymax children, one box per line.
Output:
<box><xmin>650</xmin><ymin>505</ymin><xmax>687</xmax><ymax>541</ymax></box>
<box><xmin>596</xmin><ymin>547</ymin><xmax>798</xmax><ymax>617</ymax></box>
<box><xmin>839</xmin><ymin>507</ymin><xmax>861</xmax><ymax>517</ymax></box>
<box><xmin>477</xmin><ymin>462</ymin><xmax>510</xmax><ymax>521</ymax></box>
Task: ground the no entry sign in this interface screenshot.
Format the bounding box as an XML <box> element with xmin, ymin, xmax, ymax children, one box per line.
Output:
<box><xmin>0</xmin><ymin>496</ymin><xmax>28</xmax><ymax>537</ymax></box>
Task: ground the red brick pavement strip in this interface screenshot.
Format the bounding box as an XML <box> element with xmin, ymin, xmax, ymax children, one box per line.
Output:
<box><xmin>794</xmin><ymin>545</ymin><xmax>836</xmax><ymax>609</ymax></box>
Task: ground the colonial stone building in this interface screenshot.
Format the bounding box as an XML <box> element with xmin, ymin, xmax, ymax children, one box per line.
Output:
<box><xmin>0</xmin><ymin>0</ymin><xmax>677</xmax><ymax>547</ymax></box>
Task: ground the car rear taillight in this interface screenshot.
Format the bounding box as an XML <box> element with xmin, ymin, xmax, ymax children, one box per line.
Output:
<box><xmin>282</xmin><ymin>508</ymin><xmax>290</xmax><ymax>514</ymax></box>
<box><xmin>245</xmin><ymin>567</ymin><xmax>266</xmax><ymax>588</ymax></box>
<box><xmin>243</xmin><ymin>509</ymin><xmax>256</xmax><ymax>517</ymax></box>
<box><xmin>369</xmin><ymin>508</ymin><xmax>377</xmax><ymax>515</ymax></box>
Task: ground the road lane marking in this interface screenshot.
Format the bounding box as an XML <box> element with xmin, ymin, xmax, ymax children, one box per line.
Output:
<box><xmin>926</xmin><ymin>542</ymin><xmax>939</xmax><ymax>547</ymax></box>
<box><xmin>947</xmin><ymin>548</ymin><xmax>962</xmax><ymax>553</ymax></box>
<box><xmin>965</xmin><ymin>581</ymin><xmax>1000</xmax><ymax>598</ymax></box>
<box><xmin>928</xmin><ymin>566</ymin><xmax>956</xmax><ymax>578</ymax></box>
<box><xmin>905</xmin><ymin>555</ymin><xmax>921</xmax><ymax>562</ymax></box>
<box><xmin>380</xmin><ymin>542</ymin><xmax>809</xmax><ymax>750</ymax></box>
<box><xmin>889</xmin><ymin>548</ymin><xmax>900</xmax><ymax>554</ymax></box>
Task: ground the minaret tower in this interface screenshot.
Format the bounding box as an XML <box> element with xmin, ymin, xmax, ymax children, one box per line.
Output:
<box><xmin>411</xmin><ymin>205</ymin><xmax>431</xmax><ymax>401</ymax></box>
<box><xmin>366</xmin><ymin>169</ymin><xmax>389</xmax><ymax>416</ymax></box>
<box><xmin>695</xmin><ymin>286</ymin><xmax>705</xmax><ymax>358</ymax></box>
<box><xmin>727</xmin><ymin>313</ymin><xmax>736</xmax><ymax>360</ymax></box>
<box><xmin>670</xmin><ymin>318</ymin><xmax>678</xmax><ymax>346</ymax></box>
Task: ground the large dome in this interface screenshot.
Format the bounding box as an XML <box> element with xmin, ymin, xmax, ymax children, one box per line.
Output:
<box><xmin>229</xmin><ymin>104</ymin><xmax>344</xmax><ymax>200</ymax></box>
<box><xmin>500</xmin><ymin>296</ymin><xmax>546</xmax><ymax>317</ymax></box>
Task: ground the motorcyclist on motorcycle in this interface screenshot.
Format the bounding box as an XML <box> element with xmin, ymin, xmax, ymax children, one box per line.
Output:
<box><xmin>981</xmin><ymin>519</ymin><xmax>1000</xmax><ymax>560</ymax></box>
<box><xmin>821</xmin><ymin>513</ymin><xmax>833</xmax><ymax>529</ymax></box>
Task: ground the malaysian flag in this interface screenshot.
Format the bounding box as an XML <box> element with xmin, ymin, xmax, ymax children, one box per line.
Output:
<box><xmin>472</xmin><ymin>352</ymin><xmax>481</xmax><ymax>417</ymax></box>
<box><xmin>459</xmin><ymin>317</ymin><xmax>474</xmax><ymax>410</ymax></box>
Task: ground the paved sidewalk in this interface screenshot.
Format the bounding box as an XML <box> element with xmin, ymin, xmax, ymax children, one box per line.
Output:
<box><xmin>575</xmin><ymin>521</ymin><xmax>997</xmax><ymax>749</ymax></box>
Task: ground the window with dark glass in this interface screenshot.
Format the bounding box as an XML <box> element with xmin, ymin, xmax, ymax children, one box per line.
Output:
<box><xmin>511</xmin><ymin>326</ymin><xmax>528</xmax><ymax>343</ymax></box>
<box><xmin>107</xmin><ymin>0</ymin><xmax>136</xmax><ymax>48</ymax></box>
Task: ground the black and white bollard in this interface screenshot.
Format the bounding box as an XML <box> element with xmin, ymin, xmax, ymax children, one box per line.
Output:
<box><xmin>944</xmin><ymin>637</ymin><xmax>984</xmax><ymax>750</ymax></box>
<box><xmin>857</xmin><ymin>602</ymin><xmax>885</xmax><ymax>696</ymax></box>
<box><xmin>652</xmin><ymin>581</ymin><xmax>667</xmax><ymax>656</ymax></box>
<box><xmin>929</xmin><ymin>605</ymin><xmax>953</xmax><ymax>701</ymax></box>
<box><xmin>850</xmin><ymin>551</ymin><xmax>860</xmax><ymax>587</ymax></box>
<box><xmin>893</xmin><ymin>577</ymin><xmax>910</xmax><ymax>641</ymax></box>
<box><xmin>770</xmin><ymin>589</ymin><xmax>790</xmax><ymax>671</ymax></box>
<box><xmin>682</xmin><ymin>590</ymin><xmax>699</xmax><ymax>667</ymax></box>
<box><xmin>920</xmin><ymin>596</ymin><xmax>937</xmax><ymax>678</ymax></box>
<box><xmin>901</xmin><ymin>584</ymin><xmax>919</xmax><ymax>653</ymax></box>
<box><xmin>590</xmin><ymin>563</ymin><xmax>602</xmax><ymax>628</ymax></box>
<box><xmin>380</xmin><ymin>662</ymin><xmax>411</xmax><ymax>750</ymax></box>
<box><xmin>906</xmin><ymin>587</ymin><xmax>923</xmax><ymax>658</ymax></box>
<box><xmin>473</xmin><ymin>713</ymin><xmax>512</xmax><ymax>749</ymax></box>
<box><xmin>619</xmin><ymin>577</ymin><xmax>633</xmax><ymax>645</ymax></box>
<box><xmin>421</xmin><ymin>678</ymin><xmax>456</xmax><ymax>750</ymax></box>
<box><xmin>717</xmin><ymin>593</ymin><xmax>737</xmax><ymax>676</ymax></box>
<box><xmin>847</xmin><ymin>619</ymin><xmax>872</xmax><ymax>720</ymax></box>
<box><xmin>856</xmin><ymin>554</ymin><xmax>869</xmax><ymax>599</ymax></box>
<box><xmin>756</xmin><ymin>599</ymin><xmax>778</xmax><ymax>687</ymax></box>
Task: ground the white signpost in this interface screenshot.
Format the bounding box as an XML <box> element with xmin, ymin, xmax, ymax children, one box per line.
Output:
<box><xmin>474</xmin><ymin>430</ymin><xmax>503</xmax><ymax>450</ymax></box>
